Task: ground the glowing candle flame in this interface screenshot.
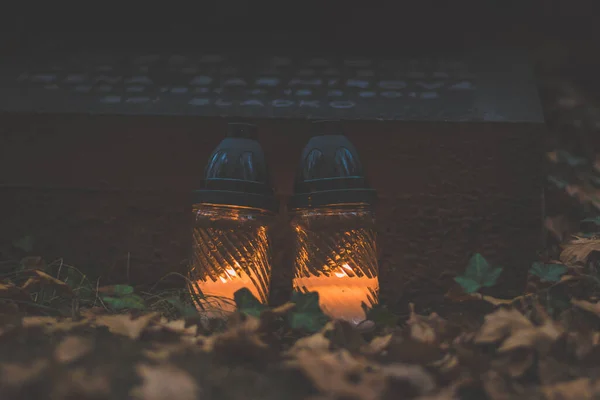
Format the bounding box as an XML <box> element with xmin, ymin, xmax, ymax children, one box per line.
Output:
<box><xmin>333</xmin><ymin>263</ymin><xmax>353</xmax><ymax>278</ymax></box>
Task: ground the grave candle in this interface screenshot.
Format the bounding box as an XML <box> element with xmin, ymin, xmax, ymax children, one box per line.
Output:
<box><xmin>290</xmin><ymin>121</ymin><xmax>379</xmax><ymax>326</ymax></box>
<box><xmin>188</xmin><ymin>122</ymin><xmax>277</xmax><ymax>317</ymax></box>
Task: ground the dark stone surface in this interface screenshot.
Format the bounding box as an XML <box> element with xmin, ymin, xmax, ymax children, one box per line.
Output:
<box><xmin>0</xmin><ymin>50</ymin><xmax>543</xmax><ymax>122</ymax></box>
<box><xmin>0</xmin><ymin>115</ymin><xmax>544</xmax><ymax>303</ymax></box>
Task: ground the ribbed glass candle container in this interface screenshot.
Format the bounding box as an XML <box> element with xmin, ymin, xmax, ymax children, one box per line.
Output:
<box><xmin>291</xmin><ymin>204</ymin><xmax>378</xmax><ymax>325</ymax></box>
<box><xmin>290</xmin><ymin>120</ymin><xmax>379</xmax><ymax>326</ymax></box>
<box><xmin>189</xmin><ymin>122</ymin><xmax>277</xmax><ymax>317</ymax></box>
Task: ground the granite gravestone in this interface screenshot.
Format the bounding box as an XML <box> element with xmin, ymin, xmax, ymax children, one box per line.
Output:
<box><xmin>0</xmin><ymin>48</ymin><xmax>545</xmax><ymax>301</ymax></box>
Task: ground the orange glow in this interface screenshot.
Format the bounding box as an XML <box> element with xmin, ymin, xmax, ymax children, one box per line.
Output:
<box><xmin>190</xmin><ymin>266</ymin><xmax>266</xmax><ymax>316</ymax></box>
<box><xmin>188</xmin><ymin>205</ymin><xmax>272</xmax><ymax>318</ymax></box>
<box><xmin>293</xmin><ymin>263</ymin><xmax>379</xmax><ymax>326</ymax></box>
<box><xmin>292</xmin><ymin>221</ymin><xmax>379</xmax><ymax>326</ymax></box>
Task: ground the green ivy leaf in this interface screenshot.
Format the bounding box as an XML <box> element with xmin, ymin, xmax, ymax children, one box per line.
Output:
<box><xmin>548</xmin><ymin>176</ymin><xmax>569</xmax><ymax>190</ymax></box>
<box><xmin>288</xmin><ymin>291</ymin><xmax>329</xmax><ymax>333</ymax></box>
<box><xmin>166</xmin><ymin>298</ymin><xmax>199</xmax><ymax>318</ymax></box>
<box><xmin>12</xmin><ymin>235</ymin><xmax>34</xmax><ymax>253</ymax></box>
<box><xmin>529</xmin><ymin>262</ymin><xmax>568</xmax><ymax>282</ymax></box>
<box><xmin>453</xmin><ymin>277</ymin><xmax>482</xmax><ymax>294</ymax></box>
<box><xmin>110</xmin><ymin>284</ymin><xmax>134</xmax><ymax>296</ymax></box>
<box><xmin>555</xmin><ymin>150</ymin><xmax>588</xmax><ymax>167</ymax></box>
<box><xmin>102</xmin><ymin>294</ymin><xmax>146</xmax><ymax>310</ymax></box>
<box><xmin>233</xmin><ymin>288</ymin><xmax>267</xmax><ymax>318</ymax></box>
<box><xmin>582</xmin><ymin>217</ymin><xmax>600</xmax><ymax>226</ymax></box>
<box><xmin>454</xmin><ymin>253</ymin><xmax>503</xmax><ymax>294</ymax></box>
<box><xmin>362</xmin><ymin>302</ymin><xmax>400</xmax><ymax>328</ymax></box>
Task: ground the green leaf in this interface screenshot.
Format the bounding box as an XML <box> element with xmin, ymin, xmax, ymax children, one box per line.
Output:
<box><xmin>12</xmin><ymin>235</ymin><xmax>34</xmax><ymax>253</ymax></box>
<box><xmin>102</xmin><ymin>294</ymin><xmax>146</xmax><ymax>310</ymax></box>
<box><xmin>166</xmin><ymin>298</ymin><xmax>199</xmax><ymax>318</ymax></box>
<box><xmin>111</xmin><ymin>284</ymin><xmax>134</xmax><ymax>296</ymax></box>
<box><xmin>548</xmin><ymin>176</ymin><xmax>569</xmax><ymax>190</ymax></box>
<box><xmin>453</xmin><ymin>276</ymin><xmax>481</xmax><ymax>293</ymax></box>
<box><xmin>582</xmin><ymin>217</ymin><xmax>600</xmax><ymax>226</ymax></box>
<box><xmin>482</xmin><ymin>267</ymin><xmax>503</xmax><ymax>288</ymax></box>
<box><xmin>362</xmin><ymin>302</ymin><xmax>400</xmax><ymax>328</ymax></box>
<box><xmin>288</xmin><ymin>291</ymin><xmax>329</xmax><ymax>333</ymax></box>
<box><xmin>454</xmin><ymin>253</ymin><xmax>503</xmax><ymax>294</ymax></box>
<box><xmin>233</xmin><ymin>288</ymin><xmax>267</xmax><ymax>318</ymax></box>
<box><xmin>556</xmin><ymin>150</ymin><xmax>588</xmax><ymax>167</ymax></box>
<box><xmin>529</xmin><ymin>262</ymin><xmax>568</xmax><ymax>282</ymax></box>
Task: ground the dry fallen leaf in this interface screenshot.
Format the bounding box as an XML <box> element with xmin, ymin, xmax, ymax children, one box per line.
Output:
<box><xmin>54</xmin><ymin>335</ymin><xmax>94</xmax><ymax>364</ymax></box>
<box><xmin>541</xmin><ymin>377</ymin><xmax>600</xmax><ymax>400</ymax></box>
<box><xmin>93</xmin><ymin>313</ymin><xmax>159</xmax><ymax>340</ymax></box>
<box><xmin>287</xmin><ymin>349</ymin><xmax>386</xmax><ymax>400</ymax></box>
<box><xmin>21</xmin><ymin>316</ymin><xmax>89</xmax><ymax>333</ymax></box>
<box><xmin>0</xmin><ymin>282</ymin><xmax>27</xmax><ymax>299</ymax></box>
<box><xmin>288</xmin><ymin>348</ymin><xmax>435</xmax><ymax>400</ymax></box>
<box><xmin>482</xmin><ymin>369</ymin><xmax>515</xmax><ymax>400</ymax></box>
<box><xmin>0</xmin><ymin>359</ymin><xmax>49</xmax><ymax>388</ymax></box>
<box><xmin>571</xmin><ymin>299</ymin><xmax>600</xmax><ymax>316</ymax></box>
<box><xmin>407</xmin><ymin>303</ymin><xmax>447</xmax><ymax>345</ymax></box>
<box><xmin>361</xmin><ymin>334</ymin><xmax>393</xmax><ymax>356</ymax></box>
<box><xmin>560</xmin><ymin>237</ymin><xmax>600</xmax><ymax>265</ymax></box>
<box><xmin>201</xmin><ymin>314</ymin><xmax>269</xmax><ymax>362</ymax></box>
<box><xmin>51</xmin><ymin>367</ymin><xmax>111</xmax><ymax>399</ymax></box>
<box><xmin>475</xmin><ymin>308</ymin><xmax>534</xmax><ymax>344</ymax></box>
<box><xmin>498</xmin><ymin>319</ymin><xmax>564</xmax><ymax>354</ymax></box>
<box><xmin>142</xmin><ymin>343</ymin><xmax>195</xmax><ymax>362</ymax></box>
<box><xmin>131</xmin><ymin>363</ymin><xmax>201</xmax><ymax>400</ymax></box>
<box><xmin>493</xmin><ymin>350</ymin><xmax>536</xmax><ymax>378</ymax></box>
<box><xmin>21</xmin><ymin>269</ymin><xmax>73</xmax><ymax>295</ymax></box>
<box><xmin>152</xmin><ymin>318</ymin><xmax>198</xmax><ymax>337</ymax></box>
<box><xmin>286</xmin><ymin>322</ymin><xmax>335</xmax><ymax>356</ymax></box>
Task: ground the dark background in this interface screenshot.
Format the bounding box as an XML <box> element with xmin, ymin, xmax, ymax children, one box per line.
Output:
<box><xmin>0</xmin><ymin>1</ymin><xmax>597</xmax><ymax>51</ymax></box>
<box><xmin>2</xmin><ymin>1</ymin><xmax>599</xmax><ymax>96</ymax></box>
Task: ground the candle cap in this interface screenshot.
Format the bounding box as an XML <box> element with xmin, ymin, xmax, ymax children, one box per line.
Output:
<box><xmin>289</xmin><ymin>120</ymin><xmax>377</xmax><ymax>210</ymax></box>
<box><xmin>192</xmin><ymin>122</ymin><xmax>278</xmax><ymax>213</ymax></box>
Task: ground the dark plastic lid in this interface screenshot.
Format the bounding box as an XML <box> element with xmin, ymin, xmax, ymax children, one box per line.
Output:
<box><xmin>192</xmin><ymin>122</ymin><xmax>278</xmax><ymax>213</ymax></box>
<box><xmin>289</xmin><ymin>120</ymin><xmax>377</xmax><ymax>210</ymax></box>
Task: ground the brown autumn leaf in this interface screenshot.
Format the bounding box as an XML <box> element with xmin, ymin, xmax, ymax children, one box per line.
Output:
<box><xmin>142</xmin><ymin>343</ymin><xmax>196</xmax><ymax>362</ymax></box>
<box><xmin>571</xmin><ymin>299</ymin><xmax>600</xmax><ymax>316</ymax></box>
<box><xmin>481</xmin><ymin>369</ymin><xmax>516</xmax><ymax>400</ymax></box>
<box><xmin>54</xmin><ymin>335</ymin><xmax>94</xmax><ymax>364</ymax></box>
<box><xmin>286</xmin><ymin>325</ymin><xmax>333</xmax><ymax>356</ymax></box>
<box><xmin>406</xmin><ymin>303</ymin><xmax>447</xmax><ymax>345</ymax></box>
<box><xmin>201</xmin><ymin>314</ymin><xmax>270</xmax><ymax>361</ymax></box>
<box><xmin>51</xmin><ymin>367</ymin><xmax>111</xmax><ymax>399</ymax></box>
<box><xmin>286</xmin><ymin>348</ymin><xmax>385</xmax><ymax>400</ymax></box>
<box><xmin>151</xmin><ymin>317</ymin><xmax>198</xmax><ymax>337</ymax></box>
<box><xmin>21</xmin><ymin>316</ymin><xmax>89</xmax><ymax>333</ymax></box>
<box><xmin>493</xmin><ymin>350</ymin><xmax>536</xmax><ymax>378</ymax></box>
<box><xmin>565</xmin><ymin>331</ymin><xmax>600</xmax><ymax>361</ymax></box>
<box><xmin>541</xmin><ymin>377</ymin><xmax>600</xmax><ymax>400</ymax></box>
<box><xmin>93</xmin><ymin>313</ymin><xmax>159</xmax><ymax>340</ymax></box>
<box><xmin>0</xmin><ymin>359</ymin><xmax>49</xmax><ymax>388</ymax></box>
<box><xmin>498</xmin><ymin>319</ymin><xmax>564</xmax><ymax>354</ymax></box>
<box><xmin>0</xmin><ymin>281</ymin><xmax>28</xmax><ymax>300</ymax></box>
<box><xmin>475</xmin><ymin>308</ymin><xmax>534</xmax><ymax>344</ymax></box>
<box><xmin>131</xmin><ymin>363</ymin><xmax>201</xmax><ymax>400</ymax></box>
<box><xmin>361</xmin><ymin>334</ymin><xmax>393</xmax><ymax>356</ymax></box>
<box><xmin>287</xmin><ymin>348</ymin><xmax>435</xmax><ymax>400</ymax></box>
<box><xmin>561</xmin><ymin>237</ymin><xmax>600</xmax><ymax>265</ymax></box>
<box><xmin>21</xmin><ymin>269</ymin><xmax>73</xmax><ymax>296</ymax></box>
